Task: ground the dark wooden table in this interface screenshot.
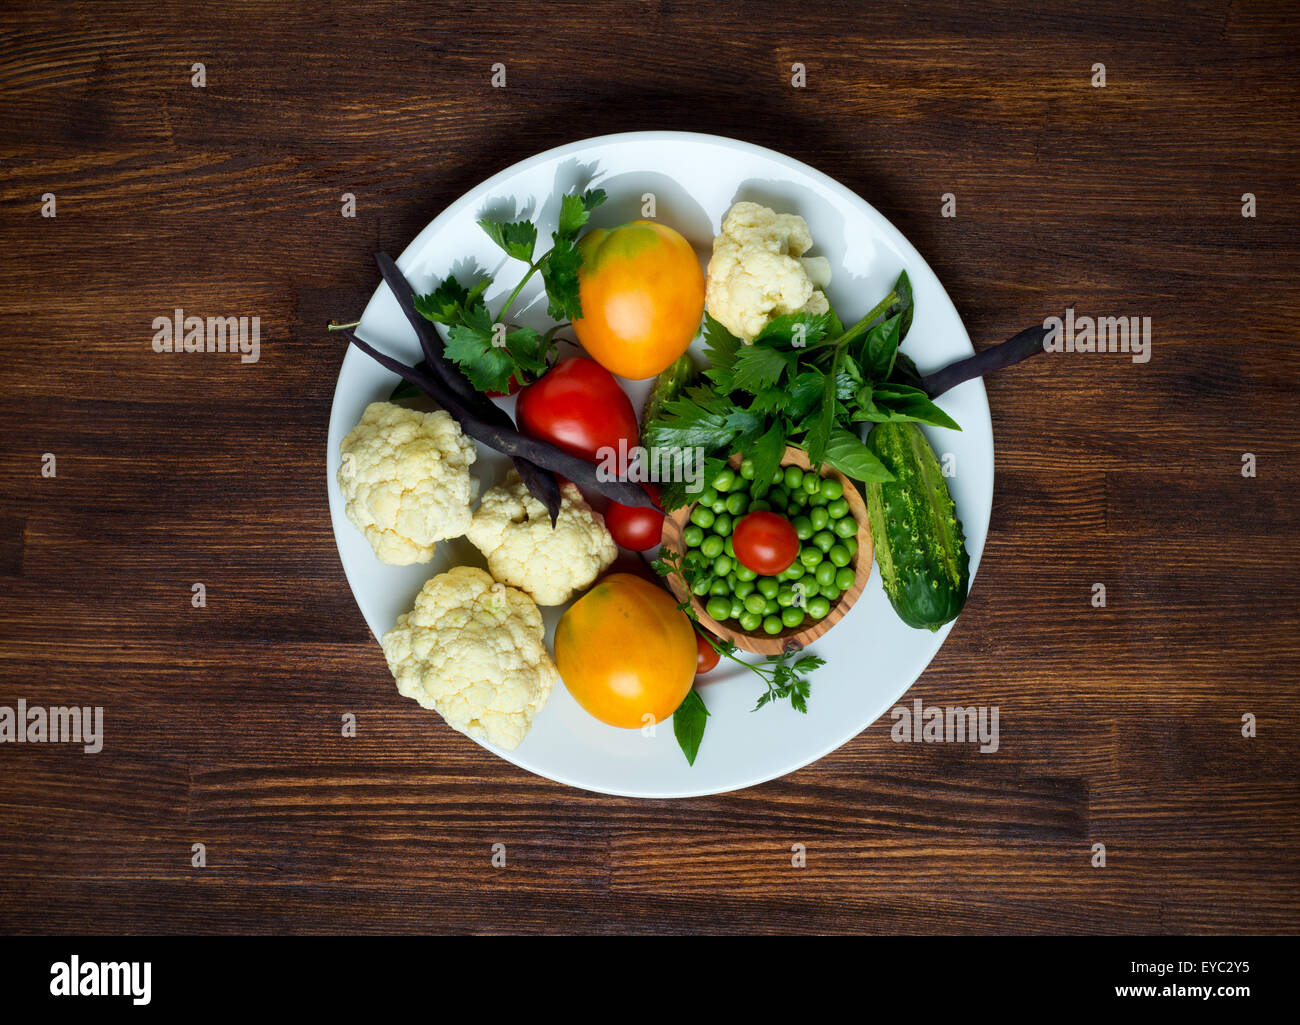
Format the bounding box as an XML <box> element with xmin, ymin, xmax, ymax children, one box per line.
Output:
<box><xmin>1</xmin><ymin>1</ymin><xmax>1297</xmax><ymax>935</ymax></box>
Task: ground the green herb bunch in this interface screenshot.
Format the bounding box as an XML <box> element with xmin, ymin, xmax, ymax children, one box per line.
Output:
<box><xmin>643</xmin><ymin>271</ymin><xmax>961</xmax><ymax>510</ymax></box>
<box><xmin>405</xmin><ymin>189</ymin><xmax>607</xmax><ymax>395</ymax></box>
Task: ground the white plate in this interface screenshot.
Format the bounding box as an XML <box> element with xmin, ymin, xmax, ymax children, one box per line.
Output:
<box><xmin>326</xmin><ymin>131</ymin><xmax>991</xmax><ymax>798</ymax></box>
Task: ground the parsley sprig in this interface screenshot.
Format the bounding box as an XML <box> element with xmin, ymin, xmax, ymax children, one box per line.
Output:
<box><xmin>645</xmin><ymin>271</ymin><xmax>962</xmax><ymax>510</ymax></box>
<box><xmin>410</xmin><ymin>188</ymin><xmax>607</xmax><ymax>394</ymax></box>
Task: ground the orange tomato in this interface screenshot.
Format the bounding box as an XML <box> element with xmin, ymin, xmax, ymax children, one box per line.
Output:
<box><xmin>572</xmin><ymin>221</ymin><xmax>705</xmax><ymax>380</ymax></box>
<box><xmin>554</xmin><ymin>573</ymin><xmax>697</xmax><ymax>728</ymax></box>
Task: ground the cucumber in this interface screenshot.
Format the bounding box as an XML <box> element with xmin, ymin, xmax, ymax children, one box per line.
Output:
<box><xmin>864</xmin><ymin>421</ymin><xmax>969</xmax><ymax>631</ymax></box>
<box><xmin>641</xmin><ymin>351</ymin><xmax>699</xmax><ymax>443</ymax></box>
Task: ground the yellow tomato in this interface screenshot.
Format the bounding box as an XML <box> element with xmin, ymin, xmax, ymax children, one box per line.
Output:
<box><xmin>554</xmin><ymin>573</ymin><xmax>698</xmax><ymax>729</ymax></box>
<box><xmin>572</xmin><ymin>221</ymin><xmax>705</xmax><ymax>380</ymax></box>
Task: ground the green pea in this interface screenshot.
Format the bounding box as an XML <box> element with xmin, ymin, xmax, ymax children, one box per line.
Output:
<box><xmin>844</xmin><ymin>537</ymin><xmax>858</xmax><ymax>557</ymax></box>
<box><xmin>730</xmin><ymin>596</ymin><xmax>745</xmax><ymax>620</ymax></box>
<box><xmin>815</xmin><ymin>561</ymin><xmax>838</xmax><ymax>587</ymax></box>
<box><xmin>835</xmin><ymin>567</ymin><xmax>856</xmax><ymax>591</ymax></box>
<box><xmin>713</xmin><ymin>513</ymin><xmax>733</xmax><ymax>536</ymax></box>
<box><xmin>739</xmin><ymin>610</ymin><xmax>762</xmax><ymax>632</ymax></box>
<box><xmin>725</xmin><ymin>492</ymin><xmax>748</xmax><ymax>516</ymax></box>
<box><xmin>807</xmin><ymin>596</ymin><xmax>831</xmax><ymax>619</ymax></box>
<box><xmin>692</xmin><ymin>577</ymin><xmax>711</xmax><ymax>596</ymax></box>
<box><xmin>794</xmin><ymin>577</ymin><xmax>818</xmax><ymax>600</ymax></box>
<box><xmin>781</xmin><ymin>606</ymin><xmax>805</xmax><ymax>629</ymax></box>
<box><xmin>700</xmin><ymin>487</ymin><xmax>719</xmax><ymax>506</ymax></box>
<box><xmin>827</xmin><ymin>498</ymin><xmax>850</xmax><ymax>519</ymax></box>
<box><xmin>683</xmin><ymin>524</ymin><xmax>704</xmax><ymax>547</ymax></box>
<box><xmin>792</xmin><ymin>515</ymin><xmax>813</xmax><ymax>540</ymax></box>
<box><xmin>783</xmin><ymin>465</ymin><xmax>804</xmax><ymax>491</ymax></box>
<box><xmin>800</xmin><ymin>546</ymin><xmax>823</xmax><ymax>568</ymax></box>
<box><xmin>771</xmin><ymin>468</ymin><xmax>785</xmax><ymax>485</ymax></box>
<box><xmin>833</xmin><ymin>516</ymin><xmax>857</xmax><ymax>539</ymax></box>
<box><xmin>802</xmin><ymin>474</ymin><xmax>821</xmax><ymax>495</ymax></box>
<box><xmin>763</xmin><ymin>598</ymin><xmax>779</xmax><ymax>616</ymax></box>
<box><xmin>733</xmin><ymin>562</ymin><xmax>756</xmax><ymax>582</ymax></box>
<box><xmin>712</xmin><ymin>467</ymin><xmax>736</xmax><ymax>492</ymax></box>
<box><xmin>821</xmin><ymin>585</ymin><xmax>841</xmax><ymax>603</ymax></box>
<box><xmin>828</xmin><ymin>544</ymin><xmax>851</xmax><ymax>567</ymax></box>
<box><xmin>809</xmin><ymin>507</ymin><xmax>829</xmax><ymax>531</ymax></box>
<box><xmin>813</xmin><ymin>530</ymin><xmax>836</xmax><ymax>553</ymax></box>
<box><xmin>770</xmin><ymin>486</ymin><xmax>790</xmax><ymax>506</ymax></box>
<box><xmin>711</xmin><ymin>499</ymin><xmax>727</xmax><ymax>514</ymax></box>
<box><xmin>777</xmin><ymin>586</ymin><xmax>797</xmax><ymax>608</ymax></box>
<box><xmin>690</xmin><ymin>505</ymin><xmax>715</xmax><ymax>529</ymax></box>
<box><xmin>748</xmin><ymin>500</ymin><xmax>771</xmax><ymax>513</ymax></box>
<box><xmin>700</xmin><ymin>535</ymin><xmax>723</xmax><ymax>559</ymax></box>
<box><xmin>744</xmin><ymin>593</ymin><xmax>767</xmax><ymax>615</ymax></box>
<box><xmin>734</xmin><ymin>579</ymin><xmax>756</xmax><ymax>598</ymax></box>
<box><xmin>706</xmin><ymin>596</ymin><xmax>731</xmax><ymax>621</ymax></box>
<box><xmin>781</xmin><ymin>562</ymin><xmax>804</xmax><ymax>580</ymax></box>
<box><xmin>762</xmin><ymin>615</ymin><xmax>783</xmax><ymax>635</ymax></box>
<box><xmin>724</xmin><ymin>536</ymin><xmax>735</xmax><ymax>559</ymax></box>
<box><xmin>808</xmin><ymin>492</ymin><xmax>828</xmax><ymax>507</ymax></box>
<box><xmin>756</xmin><ymin>576</ymin><xmax>780</xmax><ymax>598</ymax></box>
<box><xmin>713</xmin><ymin>555</ymin><xmax>733</xmax><ymax>576</ymax></box>
<box><xmin>709</xmin><ymin>578</ymin><xmax>730</xmax><ymax>597</ymax></box>
<box><xmin>820</xmin><ymin>479</ymin><xmax>843</xmax><ymax>501</ymax></box>
<box><xmin>739</xmin><ymin>458</ymin><xmax>756</xmax><ymax>480</ymax></box>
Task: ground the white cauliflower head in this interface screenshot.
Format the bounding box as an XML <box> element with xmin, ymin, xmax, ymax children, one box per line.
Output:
<box><xmin>705</xmin><ymin>200</ymin><xmax>832</xmax><ymax>341</ymax></box>
<box><xmin>381</xmin><ymin>566</ymin><xmax>558</xmax><ymax>750</ymax></box>
<box><xmin>466</xmin><ymin>471</ymin><xmax>617</xmax><ymax>606</ymax></box>
<box><xmin>337</xmin><ymin>401</ymin><xmax>479</xmax><ymax>565</ymax></box>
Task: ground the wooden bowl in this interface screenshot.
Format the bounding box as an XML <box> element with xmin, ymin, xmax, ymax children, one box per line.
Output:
<box><xmin>660</xmin><ymin>446</ymin><xmax>874</xmax><ymax>655</ymax></box>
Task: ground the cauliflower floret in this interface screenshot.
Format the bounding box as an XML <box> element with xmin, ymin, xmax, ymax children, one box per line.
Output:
<box><xmin>466</xmin><ymin>471</ymin><xmax>617</xmax><ymax>606</ymax></box>
<box><xmin>337</xmin><ymin>401</ymin><xmax>479</xmax><ymax>565</ymax></box>
<box><xmin>382</xmin><ymin>566</ymin><xmax>558</xmax><ymax>750</ymax></box>
<box><xmin>705</xmin><ymin>200</ymin><xmax>832</xmax><ymax>341</ymax></box>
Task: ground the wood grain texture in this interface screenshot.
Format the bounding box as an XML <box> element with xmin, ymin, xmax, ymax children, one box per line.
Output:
<box><xmin>1</xmin><ymin>0</ymin><xmax>1298</xmax><ymax>935</ymax></box>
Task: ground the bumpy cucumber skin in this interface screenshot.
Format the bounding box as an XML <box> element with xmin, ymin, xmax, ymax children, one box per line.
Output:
<box><xmin>864</xmin><ymin>422</ymin><xmax>970</xmax><ymax>631</ymax></box>
<box><xmin>640</xmin><ymin>352</ymin><xmax>699</xmax><ymax>443</ymax></box>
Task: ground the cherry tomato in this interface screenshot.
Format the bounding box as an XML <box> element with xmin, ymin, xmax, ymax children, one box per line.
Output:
<box><xmin>605</xmin><ymin>483</ymin><xmax>664</xmax><ymax>551</ymax></box>
<box><xmin>695</xmin><ymin>632</ymin><xmax>721</xmax><ymax>674</ymax></box>
<box><xmin>516</xmin><ymin>357</ymin><xmax>639</xmax><ymax>468</ymax></box>
<box><xmin>732</xmin><ymin>511</ymin><xmax>800</xmax><ymax>576</ymax></box>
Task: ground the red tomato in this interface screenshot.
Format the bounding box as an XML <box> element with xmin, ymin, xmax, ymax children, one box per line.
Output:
<box><xmin>605</xmin><ymin>483</ymin><xmax>664</xmax><ymax>551</ymax></box>
<box><xmin>732</xmin><ymin>511</ymin><xmax>800</xmax><ymax>576</ymax></box>
<box><xmin>516</xmin><ymin>357</ymin><xmax>639</xmax><ymax>468</ymax></box>
<box><xmin>695</xmin><ymin>632</ymin><xmax>721</xmax><ymax>675</ymax></box>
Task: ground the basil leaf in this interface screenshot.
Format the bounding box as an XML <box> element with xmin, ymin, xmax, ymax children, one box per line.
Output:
<box><xmin>890</xmin><ymin>270</ymin><xmax>914</xmax><ymax>342</ymax></box>
<box><xmin>875</xmin><ymin>389</ymin><xmax>961</xmax><ymax>431</ymax></box>
<box><xmin>672</xmin><ymin>689</ymin><xmax>710</xmax><ymax>766</ymax></box>
<box><xmin>864</xmin><ymin>313</ymin><xmax>902</xmax><ymax>381</ymax></box>
<box><xmin>823</xmin><ymin>427</ymin><xmax>895</xmax><ymax>483</ymax></box>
